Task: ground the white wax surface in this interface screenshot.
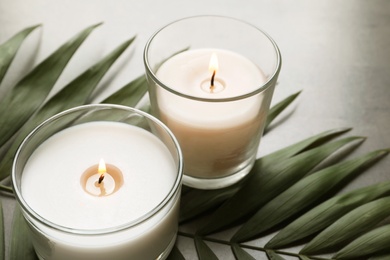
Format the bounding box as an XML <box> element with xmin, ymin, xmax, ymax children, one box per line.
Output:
<box><xmin>21</xmin><ymin>121</ymin><xmax>177</xmax><ymax>230</ymax></box>
<box><xmin>156</xmin><ymin>49</ymin><xmax>266</xmax><ymax>128</ymax></box>
<box><xmin>157</xmin><ymin>48</ymin><xmax>265</xmax><ymax>99</ymax></box>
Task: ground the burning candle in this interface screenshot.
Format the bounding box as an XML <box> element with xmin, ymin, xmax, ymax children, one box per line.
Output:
<box><xmin>154</xmin><ymin>49</ymin><xmax>266</xmax><ymax>185</ymax></box>
<box><xmin>144</xmin><ymin>16</ymin><xmax>281</xmax><ymax>189</ymax></box>
<box><xmin>12</xmin><ymin>105</ymin><xmax>183</xmax><ymax>260</ymax></box>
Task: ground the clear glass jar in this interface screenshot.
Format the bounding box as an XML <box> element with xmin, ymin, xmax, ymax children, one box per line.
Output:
<box><xmin>144</xmin><ymin>16</ymin><xmax>281</xmax><ymax>189</ymax></box>
<box><xmin>12</xmin><ymin>104</ymin><xmax>183</xmax><ymax>260</ymax></box>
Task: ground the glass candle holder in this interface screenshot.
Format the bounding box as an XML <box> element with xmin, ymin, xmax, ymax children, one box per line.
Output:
<box><xmin>144</xmin><ymin>16</ymin><xmax>281</xmax><ymax>189</ymax></box>
<box><xmin>12</xmin><ymin>104</ymin><xmax>183</xmax><ymax>260</ymax></box>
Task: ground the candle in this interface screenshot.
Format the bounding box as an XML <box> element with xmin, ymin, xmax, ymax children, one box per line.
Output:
<box><xmin>144</xmin><ymin>16</ymin><xmax>281</xmax><ymax>189</ymax></box>
<box><xmin>154</xmin><ymin>49</ymin><xmax>268</xmax><ymax>183</ymax></box>
<box><xmin>13</xmin><ymin>106</ymin><xmax>183</xmax><ymax>260</ymax></box>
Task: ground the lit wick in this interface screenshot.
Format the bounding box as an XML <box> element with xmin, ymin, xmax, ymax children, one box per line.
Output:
<box><xmin>210</xmin><ymin>70</ymin><xmax>216</xmax><ymax>90</ymax></box>
<box><xmin>97</xmin><ymin>158</ymin><xmax>106</xmax><ymax>184</ymax></box>
<box><xmin>81</xmin><ymin>159</ymin><xmax>124</xmax><ymax>197</ymax></box>
<box><xmin>209</xmin><ymin>53</ymin><xmax>218</xmax><ymax>91</ymax></box>
<box><xmin>98</xmin><ymin>175</ymin><xmax>104</xmax><ymax>184</ymax></box>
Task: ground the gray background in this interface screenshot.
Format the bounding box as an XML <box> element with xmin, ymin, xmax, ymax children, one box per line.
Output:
<box><xmin>0</xmin><ymin>0</ymin><xmax>389</xmax><ymax>259</ymax></box>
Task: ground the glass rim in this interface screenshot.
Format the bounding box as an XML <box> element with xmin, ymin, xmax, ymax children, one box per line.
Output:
<box><xmin>143</xmin><ymin>15</ymin><xmax>282</xmax><ymax>102</ymax></box>
<box><xmin>11</xmin><ymin>104</ymin><xmax>183</xmax><ymax>236</ymax></box>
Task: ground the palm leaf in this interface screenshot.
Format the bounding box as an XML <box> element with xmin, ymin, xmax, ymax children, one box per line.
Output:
<box><xmin>0</xmin><ymin>37</ymin><xmax>134</xmax><ymax>181</ymax></box>
<box><xmin>0</xmin><ymin>25</ymin><xmax>41</xmax><ymax>87</ymax></box>
<box><xmin>10</xmin><ymin>207</ymin><xmax>37</xmax><ymax>260</ymax></box>
<box><xmin>194</xmin><ymin>237</ymin><xmax>218</xmax><ymax>260</ymax></box>
<box><xmin>256</xmin><ymin>127</ymin><xmax>351</xmax><ymax>173</ymax></box>
<box><xmin>334</xmin><ymin>224</ymin><xmax>390</xmax><ymax>259</ymax></box>
<box><xmin>197</xmin><ymin>135</ymin><xmax>362</xmax><ymax>235</ymax></box>
<box><xmin>267</xmin><ymin>180</ymin><xmax>390</xmax><ymax>249</ymax></box>
<box><xmin>68</xmin><ymin>74</ymin><xmax>148</xmax><ymax>125</ymax></box>
<box><xmin>0</xmin><ymin>185</ymin><xmax>12</xmax><ymax>194</ymax></box>
<box><xmin>0</xmin><ymin>200</ymin><xmax>3</xmax><ymax>260</ymax></box>
<box><xmin>179</xmin><ymin>182</ymin><xmax>241</xmax><ymax>223</ymax></box>
<box><xmin>232</xmin><ymin>149</ymin><xmax>389</xmax><ymax>242</ymax></box>
<box><xmin>266</xmin><ymin>250</ymin><xmax>286</xmax><ymax>260</ymax></box>
<box><xmin>264</xmin><ymin>90</ymin><xmax>301</xmax><ymax>131</ymax></box>
<box><xmin>301</xmin><ymin>196</ymin><xmax>390</xmax><ymax>254</ymax></box>
<box><xmin>167</xmin><ymin>246</ymin><xmax>185</xmax><ymax>260</ymax></box>
<box><xmin>101</xmin><ymin>74</ymin><xmax>148</xmax><ymax>107</ymax></box>
<box><xmin>369</xmin><ymin>253</ymin><xmax>390</xmax><ymax>260</ymax></box>
<box><xmin>0</xmin><ymin>23</ymin><xmax>100</xmax><ymax>147</ymax></box>
<box><xmin>231</xmin><ymin>244</ymin><xmax>256</xmax><ymax>260</ymax></box>
<box><xmin>66</xmin><ymin>75</ymin><xmax>149</xmax><ymax>127</ymax></box>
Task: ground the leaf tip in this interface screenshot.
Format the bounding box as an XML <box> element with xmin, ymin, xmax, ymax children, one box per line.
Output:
<box><xmin>30</xmin><ymin>24</ymin><xmax>42</xmax><ymax>29</ymax></box>
<box><xmin>353</xmin><ymin>136</ymin><xmax>367</xmax><ymax>144</ymax></box>
<box><xmin>371</xmin><ymin>149</ymin><xmax>390</xmax><ymax>158</ymax></box>
<box><xmin>124</xmin><ymin>36</ymin><xmax>137</xmax><ymax>46</ymax></box>
<box><xmin>338</xmin><ymin>127</ymin><xmax>353</xmax><ymax>133</ymax></box>
<box><xmin>91</xmin><ymin>22</ymin><xmax>104</xmax><ymax>29</ymax></box>
<box><xmin>294</xmin><ymin>90</ymin><xmax>303</xmax><ymax>96</ymax></box>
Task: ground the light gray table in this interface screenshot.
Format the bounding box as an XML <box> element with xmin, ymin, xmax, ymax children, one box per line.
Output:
<box><xmin>1</xmin><ymin>0</ymin><xmax>389</xmax><ymax>259</ymax></box>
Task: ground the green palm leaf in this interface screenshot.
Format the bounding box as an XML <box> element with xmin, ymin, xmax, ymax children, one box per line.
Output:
<box><xmin>0</xmin><ymin>23</ymin><xmax>100</xmax><ymax>147</ymax></box>
<box><xmin>10</xmin><ymin>207</ymin><xmax>37</xmax><ymax>260</ymax></box>
<box><xmin>369</xmin><ymin>253</ymin><xmax>390</xmax><ymax>260</ymax></box>
<box><xmin>0</xmin><ymin>37</ymin><xmax>135</xmax><ymax>181</ymax></box>
<box><xmin>66</xmin><ymin>79</ymin><xmax>148</xmax><ymax>127</ymax></box>
<box><xmin>167</xmin><ymin>246</ymin><xmax>185</xmax><ymax>260</ymax></box>
<box><xmin>101</xmin><ymin>74</ymin><xmax>148</xmax><ymax>106</ymax></box>
<box><xmin>179</xmin><ymin>182</ymin><xmax>241</xmax><ymax>223</ymax></box>
<box><xmin>334</xmin><ymin>224</ymin><xmax>390</xmax><ymax>259</ymax></box>
<box><xmin>231</xmin><ymin>244</ymin><xmax>256</xmax><ymax>260</ymax></box>
<box><xmin>0</xmin><ymin>25</ymin><xmax>40</xmax><ymax>86</ymax></box>
<box><xmin>197</xmin><ymin>135</ymin><xmax>362</xmax><ymax>235</ymax></box>
<box><xmin>301</xmin><ymin>196</ymin><xmax>390</xmax><ymax>254</ymax></box>
<box><xmin>0</xmin><ymin>200</ymin><xmax>3</xmax><ymax>260</ymax></box>
<box><xmin>266</xmin><ymin>250</ymin><xmax>286</xmax><ymax>260</ymax></box>
<box><xmin>267</xmin><ymin>180</ymin><xmax>390</xmax><ymax>249</ymax></box>
<box><xmin>194</xmin><ymin>237</ymin><xmax>218</xmax><ymax>260</ymax></box>
<box><xmin>65</xmin><ymin>74</ymin><xmax>148</xmax><ymax>125</ymax></box>
<box><xmin>232</xmin><ymin>149</ymin><xmax>389</xmax><ymax>242</ymax></box>
<box><xmin>260</xmin><ymin>127</ymin><xmax>351</xmax><ymax>170</ymax></box>
<box><xmin>264</xmin><ymin>90</ymin><xmax>301</xmax><ymax>132</ymax></box>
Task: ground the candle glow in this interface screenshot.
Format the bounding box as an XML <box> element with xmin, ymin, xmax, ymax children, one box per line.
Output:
<box><xmin>98</xmin><ymin>158</ymin><xmax>106</xmax><ymax>184</ymax></box>
<box><xmin>81</xmin><ymin>158</ymin><xmax>124</xmax><ymax>197</ymax></box>
<box><xmin>209</xmin><ymin>52</ymin><xmax>219</xmax><ymax>72</ymax></box>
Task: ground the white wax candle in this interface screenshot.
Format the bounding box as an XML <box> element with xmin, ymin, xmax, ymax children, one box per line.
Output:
<box><xmin>155</xmin><ymin>48</ymin><xmax>268</xmax><ymax>180</ymax></box>
<box><xmin>21</xmin><ymin>121</ymin><xmax>179</xmax><ymax>260</ymax></box>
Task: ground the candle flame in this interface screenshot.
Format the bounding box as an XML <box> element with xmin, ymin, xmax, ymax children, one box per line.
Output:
<box><xmin>209</xmin><ymin>53</ymin><xmax>218</xmax><ymax>73</ymax></box>
<box><xmin>98</xmin><ymin>158</ymin><xmax>106</xmax><ymax>174</ymax></box>
<box><xmin>98</xmin><ymin>158</ymin><xmax>106</xmax><ymax>184</ymax></box>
